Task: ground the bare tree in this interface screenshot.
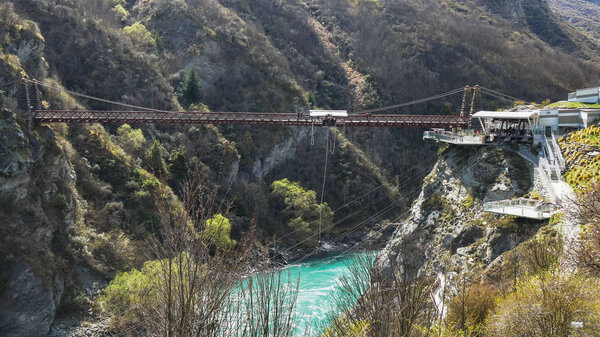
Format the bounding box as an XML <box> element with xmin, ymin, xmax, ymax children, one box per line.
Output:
<box><xmin>324</xmin><ymin>252</ymin><xmax>432</xmax><ymax>337</ymax></box>
<box><xmin>565</xmin><ymin>181</ymin><xmax>600</xmax><ymax>274</ymax></box>
<box><xmin>129</xmin><ymin>165</ymin><xmax>300</xmax><ymax>337</ymax></box>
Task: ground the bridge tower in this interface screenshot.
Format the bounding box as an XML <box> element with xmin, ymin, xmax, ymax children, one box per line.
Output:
<box><xmin>468</xmin><ymin>85</ymin><xmax>481</xmax><ymax>130</ymax></box>
<box><xmin>460</xmin><ymin>86</ymin><xmax>472</xmax><ymax>120</ymax></box>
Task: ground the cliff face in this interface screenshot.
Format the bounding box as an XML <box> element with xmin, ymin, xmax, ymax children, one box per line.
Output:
<box><xmin>377</xmin><ymin>146</ymin><xmax>545</xmax><ymax>293</ymax></box>
<box><xmin>0</xmin><ymin>107</ymin><xmax>78</xmax><ymax>337</ymax></box>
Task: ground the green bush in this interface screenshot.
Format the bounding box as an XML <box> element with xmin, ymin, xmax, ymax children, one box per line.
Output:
<box><xmin>116</xmin><ymin>124</ymin><xmax>145</xmax><ymax>157</ymax></box>
<box><xmin>122</xmin><ymin>22</ymin><xmax>155</xmax><ymax>49</ymax></box>
<box><xmin>271</xmin><ymin>179</ymin><xmax>334</xmax><ymax>247</ymax></box>
<box><xmin>96</xmin><ymin>260</ymin><xmax>158</xmax><ymax>326</ymax></box>
<box><xmin>203</xmin><ymin>214</ymin><xmax>236</xmax><ymax>250</ymax></box>
<box><xmin>144</xmin><ymin>140</ymin><xmax>168</xmax><ymax>178</ymax></box>
<box><xmin>111</xmin><ymin>4</ymin><xmax>129</xmax><ymax>20</ymax></box>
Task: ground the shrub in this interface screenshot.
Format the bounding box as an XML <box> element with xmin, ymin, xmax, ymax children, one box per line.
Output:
<box><xmin>203</xmin><ymin>214</ymin><xmax>236</xmax><ymax>250</ymax></box>
<box><xmin>485</xmin><ymin>270</ymin><xmax>600</xmax><ymax>336</ymax></box>
<box><xmin>58</xmin><ymin>290</ymin><xmax>92</xmax><ymax>316</ymax></box>
<box><xmin>144</xmin><ymin>140</ymin><xmax>168</xmax><ymax>178</ymax></box>
<box><xmin>96</xmin><ymin>260</ymin><xmax>157</xmax><ymax>328</ymax></box>
<box><xmin>116</xmin><ymin>124</ymin><xmax>145</xmax><ymax>157</ymax></box>
<box><xmin>122</xmin><ymin>22</ymin><xmax>155</xmax><ymax>49</ymax></box>
<box><xmin>111</xmin><ymin>4</ymin><xmax>129</xmax><ymax>20</ymax></box>
<box><xmin>271</xmin><ymin>179</ymin><xmax>334</xmax><ymax>247</ymax></box>
<box><xmin>446</xmin><ymin>282</ymin><xmax>498</xmax><ymax>334</ymax></box>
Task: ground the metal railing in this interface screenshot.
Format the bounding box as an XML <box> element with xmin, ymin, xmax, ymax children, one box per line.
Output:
<box><xmin>34</xmin><ymin>110</ymin><xmax>470</xmax><ymax>128</ymax></box>
<box><xmin>423</xmin><ymin>130</ymin><xmax>486</xmax><ymax>145</ymax></box>
<box><xmin>551</xmin><ymin>133</ymin><xmax>566</xmax><ymax>171</ymax></box>
<box><xmin>484</xmin><ymin>198</ymin><xmax>555</xmax><ymax>219</ymax></box>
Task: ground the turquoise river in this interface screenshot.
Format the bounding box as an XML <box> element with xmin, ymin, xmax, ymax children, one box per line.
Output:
<box><xmin>282</xmin><ymin>250</ymin><xmax>375</xmax><ymax>336</ymax></box>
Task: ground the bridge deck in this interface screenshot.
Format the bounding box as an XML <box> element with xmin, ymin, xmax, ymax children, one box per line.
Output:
<box><xmin>33</xmin><ymin>110</ymin><xmax>469</xmax><ymax>128</ymax></box>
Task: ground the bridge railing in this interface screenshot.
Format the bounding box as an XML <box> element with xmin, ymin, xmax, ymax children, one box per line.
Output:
<box><xmin>33</xmin><ymin>110</ymin><xmax>470</xmax><ymax>128</ymax></box>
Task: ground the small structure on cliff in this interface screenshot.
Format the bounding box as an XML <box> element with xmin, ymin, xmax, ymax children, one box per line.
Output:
<box><xmin>483</xmin><ymin>198</ymin><xmax>555</xmax><ymax>220</ymax></box>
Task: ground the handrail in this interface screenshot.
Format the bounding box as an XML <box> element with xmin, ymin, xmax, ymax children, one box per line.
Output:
<box><xmin>484</xmin><ymin>198</ymin><xmax>553</xmax><ymax>211</ymax></box>
<box><xmin>484</xmin><ymin>198</ymin><xmax>556</xmax><ymax>219</ymax></box>
<box><xmin>423</xmin><ymin>131</ymin><xmax>486</xmax><ymax>145</ymax></box>
<box><xmin>551</xmin><ymin>133</ymin><xmax>566</xmax><ymax>170</ymax></box>
<box><xmin>538</xmin><ymin>162</ymin><xmax>557</xmax><ymax>202</ymax></box>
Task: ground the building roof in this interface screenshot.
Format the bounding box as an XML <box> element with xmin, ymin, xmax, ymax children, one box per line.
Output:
<box><xmin>472</xmin><ymin>110</ymin><xmax>539</xmax><ymax>120</ymax></box>
<box><xmin>309</xmin><ymin>110</ymin><xmax>348</xmax><ymax>117</ymax></box>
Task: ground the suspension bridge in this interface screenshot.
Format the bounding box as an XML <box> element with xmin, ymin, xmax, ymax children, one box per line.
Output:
<box><xmin>31</xmin><ymin>110</ymin><xmax>469</xmax><ymax>128</ymax></box>
<box><xmin>15</xmin><ymin>79</ymin><xmax>518</xmax><ymax>129</ymax></box>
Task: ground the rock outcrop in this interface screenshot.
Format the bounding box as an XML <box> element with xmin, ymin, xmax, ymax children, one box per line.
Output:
<box><xmin>0</xmin><ymin>108</ymin><xmax>79</xmax><ymax>336</ymax></box>
<box><xmin>377</xmin><ymin>145</ymin><xmax>545</xmax><ymax>297</ymax></box>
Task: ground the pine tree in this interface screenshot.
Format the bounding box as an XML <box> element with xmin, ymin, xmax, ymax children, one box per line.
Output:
<box><xmin>179</xmin><ymin>68</ymin><xmax>202</xmax><ymax>109</ymax></box>
<box><xmin>145</xmin><ymin>139</ymin><xmax>168</xmax><ymax>178</ymax></box>
<box><xmin>168</xmin><ymin>148</ymin><xmax>188</xmax><ymax>188</ymax></box>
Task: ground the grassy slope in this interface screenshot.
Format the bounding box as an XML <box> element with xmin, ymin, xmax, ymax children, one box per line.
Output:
<box><xmin>546</xmin><ymin>101</ymin><xmax>600</xmax><ymax>108</ymax></box>
<box><xmin>558</xmin><ymin>124</ymin><xmax>600</xmax><ymax>189</ymax></box>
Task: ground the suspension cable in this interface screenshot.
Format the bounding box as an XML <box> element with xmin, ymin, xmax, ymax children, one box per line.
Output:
<box><xmin>24</xmin><ymin>78</ymin><xmax>170</xmax><ymax>113</ymax></box>
<box><xmin>355</xmin><ymin>87</ymin><xmax>465</xmax><ymax>114</ymax></box>
<box><xmin>480</xmin><ymin>87</ymin><xmax>526</xmax><ymax>103</ymax></box>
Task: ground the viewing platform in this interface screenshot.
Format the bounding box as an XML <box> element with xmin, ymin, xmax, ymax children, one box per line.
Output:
<box><xmin>423</xmin><ymin>130</ymin><xmax>487</xmax><ymax>145</ymax></box>
<box><xmin>483</xmin><ymin>198</ymin><xmax>555</xmax><ymax>220</ymax></box>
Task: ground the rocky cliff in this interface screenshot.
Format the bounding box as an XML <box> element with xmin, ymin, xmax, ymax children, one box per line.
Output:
<box><xmin>0</xmin><ymin>105</ymin><xmax>77</xmax><ymax>336</ymax></box>
<box><xmin>376</xmin><ymin>145</ymin><xmax>551</xmax><ymax>305</ymax></box>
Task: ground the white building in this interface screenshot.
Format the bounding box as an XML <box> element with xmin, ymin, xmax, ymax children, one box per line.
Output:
<box><xmin>568</xmin><ymin>87</ymin><xmax>600</xmax><ymax>104</ymax></box>
<box><xmin>537</xmin><ymin>108</ymin><xmax>600</xmax><ymax>133</ymax></box>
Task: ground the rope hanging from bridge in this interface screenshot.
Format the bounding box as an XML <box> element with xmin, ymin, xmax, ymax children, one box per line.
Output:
<box><xmin>318</xmin><ymin>129</ymin><xmax>331</xmax><ymax>246</ymax></box>
<box><xmin>329</xmin><ymin>128</ymin><xmax>337</xmax><ymax>155</ymax></box>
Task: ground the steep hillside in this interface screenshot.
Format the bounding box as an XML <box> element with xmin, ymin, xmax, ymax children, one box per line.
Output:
<box><xmin>479</xmin><ymin>0</ymin><xmax>600</xmax><ymax>60</ymax></box>
<box><xmin>377</xmin><ymin>145</ymin><xmax>541</xmax><ymax>278</ymax></box>
<box><xmin>549</xmin><ymin>0</ymin><xmax>600</xmax><ymax>52</ymax></box>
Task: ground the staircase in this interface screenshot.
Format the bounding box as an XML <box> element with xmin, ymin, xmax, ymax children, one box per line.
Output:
<box><xmin>541</xmin><ymin>133</ymin><xmax>566</xmax><ymax>181</ymax></box>
<box><xmin>483</xmin><ymin>134</ymin><xmax>566</xmax><ymax>219</ymax></box>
